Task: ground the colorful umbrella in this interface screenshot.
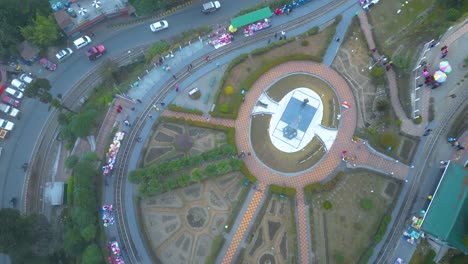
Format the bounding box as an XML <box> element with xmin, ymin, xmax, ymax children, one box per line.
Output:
<box><xmin>228</xmin><ymin>25</ymin><xmax>237</xmax><ymax>33</ymax></box>
<box><xmin>439</xmin><ymin>61</ymin><xmax>452</xmax><ymax>73</ymax></box>
<box><xmin>433</xmin><ymin>70</ymin><xmax>447</xmax><ymax>83</ymax></box>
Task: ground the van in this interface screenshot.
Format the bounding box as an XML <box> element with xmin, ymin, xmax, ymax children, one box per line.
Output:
<box><xmin>202</xmin><ymin>1</ymin><xmax>221</xmax><ymax>13</ymax></box>
<box><xmin>11</xmin><ymin>79</ymin><xmax>25</xmax><ymax>91</ymax></box>
<box><xmin>73</xmin><ymin>36</ymin><xmax>92</xmax><ymax>49</ymax></box>
<box><xmin>5</xmin><ymin>87</ymin><xmax>23</xmax><ymax>99</ymax></box>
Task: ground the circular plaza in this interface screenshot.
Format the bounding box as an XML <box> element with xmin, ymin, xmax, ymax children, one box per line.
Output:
<box><xmin>235</xmin><ymin>61</ymin><xmax>357</xmax><ymax>188</ymax></box>
<box><xmin>249</xmin><ymin>73</ymin><xmax>340</xmax><ymax>174</ymax></box>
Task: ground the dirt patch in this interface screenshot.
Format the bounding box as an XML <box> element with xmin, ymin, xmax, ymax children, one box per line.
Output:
<box><xmin>268</xmin><ymin>221</ymin><xmax>281</xmax><ymax>241</ymax></box>
<box><xmin>146</xmin><ymin>147</ymin><xmax>173</xmax><ymax>162</ymax></box>
<box><xmin>155</xmin><ymin>132</ymin><xmax>173</xmax><ymax>142</ymax></box>
<box><xmin>309</xmin><ymin>169</ymin><xmax>401</xmax><ymax>263</ymax></box>
<box><xmin>249</xmin><ymin>227</ymin><xmax>264</xmax><ymax>256</ymax></box>
<box><xmin>279</xmin><ymin>232</ymin><xmax>288</xmax><ymax>261</ymax></box>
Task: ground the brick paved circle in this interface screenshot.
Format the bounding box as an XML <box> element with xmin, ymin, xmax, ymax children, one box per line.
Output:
<box><xmin>235</xmin><ymin>61</ymin><xmax>357</xmax><ymax>189</ymax></box>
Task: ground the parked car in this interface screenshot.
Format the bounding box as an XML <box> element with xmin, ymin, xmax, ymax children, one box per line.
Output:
<box><xmin>55</xmin><ymin>48</ymin><xmax>74</xmax><ymax>62</ymax></box>
<box><xmin>39</xmin><ymin>58</ymin><xmax>57</xmax><ymax>71</ymax></box>
<box><xmin>150</xmin><ymin>20</ymin><xmax>169</xmax><ymax>32</ymax></box>
<box><xmin>1</xmin><ymin>95</ymin><xmax>20</xmax><ymax>107</ymax></box>
<box><xmin>202</xmin><ymin>1</ymin><xmax>221</xmax><ymax>13</ymax></box>
<box><xmin>0</xmin><ymin>103</ymin><xmax>20</xmax><ymax>118</ymax></box>
<box><xmin>73</xmin><ymin>36</ymin><xmax>92</xmax><ymax>49</ymax></box>
<box><xmin>18</xmin><ymin>74</ymin><xmax>33</xmax><ymax>84</ymax></box>
<box><xmin>0</xmin><ymin>118</ymin><xmax>15</xmax><ymax>131</ymax></box>
<box><xmin>5</xmin><ymin>87</ymin><xmax>23</xmax><ymax>99</ymax></box>
<box><xmin>11</xmin><ymin>79</ymin><xmax>26</xmax><ymax>91</ymax></box>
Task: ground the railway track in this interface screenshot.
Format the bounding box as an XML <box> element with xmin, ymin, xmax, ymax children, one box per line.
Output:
<box><xmin>374</xmin><ymin>88</ymin><xmax>468</xmax><ymax>263</ymax></box>
<box><xmin>112</xmin><ymin>1</ymin><xmax>353</xmax><ymax>263</ymax></box>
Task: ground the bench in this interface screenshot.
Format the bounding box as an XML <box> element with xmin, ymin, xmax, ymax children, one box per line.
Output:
<box><xmin>209</xmin><ymin>76</ymin><xmax>217</xmax><ymax>88</ymax></box>
<box><xmin>203</xmin><ymin>93</ymin><xmax>210</xmax><ymax>104</ymax></box>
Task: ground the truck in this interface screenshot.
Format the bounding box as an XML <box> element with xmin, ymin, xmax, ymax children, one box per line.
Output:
<box><xmin>202</xmin><ymin>1</ymin><xmax>221</xmax><ymax>13</ymax></box>
<box><xmin>86</xmin><ymin>45</ymin><xmax>106</xmax><ymax>61</ymax></box>
<box><xmin>0</xmin><ymin>103</ymin><xmax>20</xmax><ymax>118</ymax></box>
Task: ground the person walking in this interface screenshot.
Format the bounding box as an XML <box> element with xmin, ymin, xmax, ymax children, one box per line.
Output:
<box><xmin>172</xmin><ymin>74</ymin><xmax>177</xmax><ymax>80</ymax></box>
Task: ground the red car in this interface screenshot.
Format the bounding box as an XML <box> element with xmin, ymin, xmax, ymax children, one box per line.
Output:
<box><xmin>39</xmin><ymin>57</ymin><xmax>57</xmax><ymax>71</ymax></box>
<box><xmin>1</xmin><ymin>95</ymin><xmax>20</xmax><ymax>107</ymax></box>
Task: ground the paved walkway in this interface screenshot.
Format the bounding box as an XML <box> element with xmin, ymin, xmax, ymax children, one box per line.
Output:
<box><xmin>162</xmin><ymin>61</ymin><xmax>410</xmax><ymax>263</ymax></box>
<box><xmin>357</xmin><ymin>11</ymin><xmax>426</xmax><ymax>137</ymax></box>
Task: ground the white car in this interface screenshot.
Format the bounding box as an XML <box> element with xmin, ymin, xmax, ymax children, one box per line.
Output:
<box><xmin>56</xmin><ymin>48</ymin><xmax>74</xmax><ymax>62</ymax></box>
<box><xmin>11</xmin><ymin>79</ymin><xmax>26</xmax><ymax>91</ymax></box>
<box><xmin>5</xmin><ymin>87</ymin><xmax>23</xmax><ymax>99</ymax></box>
<box><xmin>150</xmin><ymin>20</ymin><xmax>169</xmax><ymax>32</ymax></box>
<box><xmin>19</xmin><ymin>74</ymin><xmax>33</xmax><ymax>84</ymax></box>
<box><xmin>0</xmin><ymin>118</ymin><xmax>15</xmax><ymax>131</ymax></box>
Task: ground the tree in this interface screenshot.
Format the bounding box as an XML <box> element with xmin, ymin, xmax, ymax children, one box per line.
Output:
<box><xmin>392</xmin><ymin>54</ymin><xmax>410</xmax><ymax>71</ymax></box>
<box><xmin>177</xmin><ymin>174</ymin><xmax>191</xmax><ymax>188</ymax></box>
<box><xmin>63</xmin><ymin>227</ymin><xmax>86</xmax><ymax>257</ymax></box>
<box><xmin>371</xmin><ymin>65</ymin><xmax>385</xmax><ymax>79</ymax></box>
<box><xmin>80</xmin><ymin>224</ymin><xmax>96</xmax><ymax>242</ymax></box>
<box><xmin>0</xmin><ymin>209</ymin><xmax>32</xmax><ymax>258</ymax></box>
<box><xmin>20</xmin><ymin>12</ymin><xmax>60</xmax><ymax>47</ymax></box>
<box><xmin>322</xmin><ymin>201</ymin><xmax>333</xmax><ymax>210</ymax></box>
<box><xmin>65</xmin><ymin>155</ymin><xmax>79</xmax><ymax>169</ymax></box>
<box><xmin>101</xmin><ymin>59</ymin><xmax>119</xmax><ymax>86</ymax></box>
<box><xmin>81</xmin><ymin>244</ymin><xmax>102</xmax><ymax>264</ymax></box>
<box><xmin>376</xmin><ymin>99</ymin><xmax>390</xmax><ymax>113</ymax></box>
<box><xmin>25</xmin><ymin>78</ymin><xmax>51</xmax><ymax>98</ymax></box>
<box><xmin>69</xmin><ymin>109</ymin><xmax>98</xmax><ymax>137</ymax></box>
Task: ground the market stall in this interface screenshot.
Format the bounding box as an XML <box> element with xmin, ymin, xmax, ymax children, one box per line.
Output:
<box><xmin>230</xmin><ymin>7</ymin><xmax>273</xmax><ymax>37</ymax></box>
<box><xmin>102</xmin><ymin>131</ymin><xmax>126</xmax><ymax>176</ymax></box>
<box><xmin>210</xmin><ymin>33</ymin><xmax>233</xmax><ymax>49</ymax></box>
<box><xmin>106</xmin><ymin>241</ymin><xmax>125</xmax><ymax>264</ymax></box>
<box><xmin>102</xmin><ymin>204</ymin><xmax>115</xmax><ymax>227</ymax></box>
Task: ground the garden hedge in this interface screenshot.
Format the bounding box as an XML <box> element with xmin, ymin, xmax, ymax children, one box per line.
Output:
<box><xmin>168</xmin><ymin>104</ymin><xmax>203</xmax><ymax>115</ymax></box>
<box><xmin>269</xmin><ymin>184</ymin><xmax>297</xmax><ymax>195</ymax></box>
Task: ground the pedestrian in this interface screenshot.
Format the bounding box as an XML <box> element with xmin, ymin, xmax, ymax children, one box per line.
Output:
<box><xmin>268</xmin><ymin>38</ymin><xmax>271</xmax><ymax>44</ymax></box>
<box><xmin>131</xmin><ymin>107</ymin><xmax>135</xmax><ymax>111</ymax></box>
<box><xmin>124</xmin><ymin>120</ymin><xmax>130</xmax><ymax>126</ymax></box>
<box><xmin>172</xmin><ymin>74</ymin><xmax>177</xmax><ymax>80</ymax></box>
<box><xmin>371</xmin><ymin>48</ymin><xmax>377</xmax><ymax>53</ymax></box>
<box><xmin>190</xmin><ymin>63</ymin><xmax>193</xmax><ymax>69</ymax></box>
<box><xmin>137</xmin><ymin>99</ymin><xmax>142</xmax><ymax>103</ymax></box>
<box><xmin>440</xmin><ymin>44</ymin><xmax>447</xmax><ymax>51</ymax></box>
<box><xmin>441</xmin><ymin>53</ymin><xmax>447</xmax><ymax>59</ymax></box>
<box><xmin>274</xmin><ymin>32</ymin><xmax>278</xmax><ymax>38</ymax></box>
<box><xmin>175</xmin><ymin>83</ymin><xmax>179</xmax><ymax>92</ymax></box>
<box><xmin>242</xmin><ymin>97</ymin><xmax>245</xmax><ymax>103</ymax></box>
<box><xmin>449</xmin><ymin>94</ymin><xmax>456</xmax><ymax>98</ymax></box>
<box><xmin>336</xmin><ymin>38</ymin><xmax>340</xmax><ymax>42</ymax></box>
<box><xmin>281</xmin><ymin>30</ymin><xmax>285</xmax><ymax>37</ymax></box>
<box><xmin>205</xmin><ymin>55</ymin><xmax>210</xmax><ymax>61</ymax></box>
<box><xmin>161</xmin><ymin>102</ymin><xmax>166</xmax><ymax>106</ymax></box>
<box><xmin>187</xmin><ymin>65</ymin><xmax>190</xmax><ymax>72</ymax></box>
<box><xmin>149</xmin><ymin>114</ymin><xmax>153</xmax><ymax>119</ymax></box>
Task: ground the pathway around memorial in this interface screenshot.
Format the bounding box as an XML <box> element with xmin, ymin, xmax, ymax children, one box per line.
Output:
<box><xmin>161</xmin><ymin>61</ymin><xmax>410</xmax><ymax>263</ymax></box>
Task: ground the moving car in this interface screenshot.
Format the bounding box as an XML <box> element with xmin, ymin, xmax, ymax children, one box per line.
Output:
<box><xmin>150</xmin><ymin>20</ymin><xmax>169</xmax><ymax>32</ymax></box>
<box><xmin>5</xmin><ymin>87</ymin><xmax>23</xmax><ymax>99</ymax></box>
<box><xmin>86</xmin><ymin>45</ymin><xmax>106</xmax><ymax>61</ymax></box>
<box><xmin>55</xmin><ymin>48</ymin><xmax>74</xmax><ymax>62</ymax></box>
<box><xmin>0</xmin><ymin>118</ymin><xmax>15</xmax><ymax>131</ymax></box>
<box><xmin>0</xmin><ymin>103</ymin><xmax>20</xmax><ymax>118</ymax></box>
<box><xmin>39</xmin><ymin>58</ymin><xmax>57</xmax><ymax>71</ymax></box>
<box><xmin>1</xmin><ymin>95</ymin><xmax>20</xmax><ymax>107</ymax></box>
<box><xmin>202</xmin><ymin>1</ymin><xmax>221</xmax><ymax>13</ymax></box>
<box><xmin>73</xmin><ymin>36</ymin><xmax>92</xmax><ymax>49</ymax></box>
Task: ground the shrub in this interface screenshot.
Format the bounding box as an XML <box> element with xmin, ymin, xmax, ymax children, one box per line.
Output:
<box><xmin>413</xmin><ymin>115</ymin><xmax>423</xmax><ymax>124</ymax></box>
<box><xmin>352</xmin><ymin>135</ymin><xmax>359</xmax><ymax>142</ymax></box>
<box><xmin>168</xmin><ymin>104</ymin><xmax>203</xmax><ymax>115</ymax></box>
<box><xmin>301</xmin><ymin>40</ymin><xmax>309</xmax><ymax>46</ymax></box>
<box><xmin>269</xmin><ymin>185</ymin><xmax>297</xmax><ymax>196</ymax></box>
<box><xmin>360</xmin><ymin>198</ymin><xmax>373</xmax><ymax>210</ymax></box>
<box><xmin>307</xmin><ymin>26</ymin><xmax>319</xmax><ymax>35</ymax></box>
<box><xmin>446</xmin><ymin>8</ymin><xmax>461</xmax><ymax>21</ymax></box>
<box><xmin>220</xmin><ymin>103</ymin><xmax>230</xmax><ymax>113</ymax></box>
<box><xmin>371</xmin><ymin>65</ymin><xmax>385</xmax><ymax>79</ymax></box>
<box><xmin>376</xmin><ymin>99</ymin><xmax>389</xmax><ymax>112</ymax></box>
<box><xmin>65</xmin><ymin>155</ymin><xmax>79</xmax><ymax>169</ymax></box>
<box><xmin>224</xmin><ymin>85</ymin><xmax>234</xmax><ymax>95</ymax></box>
<box><xmin>323</xmin><ymin>200</ymin><xmax>333</xmax><ymax>210</ymax></box>
<box><xmin>334</xmin><ymin>14</ymin><xmax>343</xmax><ymax>25</ymax></box>
<box><xmin>67</xmin><ymin>176</ymin><xmax>75</xmax><ymax>205</ymax></box>
<box><xmin>145</xmin><ymin>41</ymin><xmax>170</xmax><ymax>62</ymax></box>
<box><xmin>395</xmin><ymin>119</ymin><xmax>402</xmax><ymax>127</ymax></box>
<box><xmin>380</xmin><ymin>131</ymin><xmax>399</xmax><ymax>149</ymax></box>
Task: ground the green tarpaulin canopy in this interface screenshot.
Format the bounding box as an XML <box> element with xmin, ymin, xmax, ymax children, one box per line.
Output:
<box><xmin>230</xmin><ymin>7</ymin><xmax>273</xmax><ymax>28</ymax></box>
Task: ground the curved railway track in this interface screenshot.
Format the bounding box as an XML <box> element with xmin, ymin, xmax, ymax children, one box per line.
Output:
<box><xmin>374</xmin><ymin>88</ymin><xmax>468</xmax><ymax>263</ymax></box>
<box><xmin>112</xmin><ymin>1</ymin><xmax>353</xmax><ymax>262</ymax></box>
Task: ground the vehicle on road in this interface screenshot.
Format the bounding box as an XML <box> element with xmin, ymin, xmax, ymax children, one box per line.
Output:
<box><xmin>11</xmin><ymin>79</ymin><xmax>26</xmax><ymax>91</ymax></box>
<box><xmin>0</xmin><ymin>118</ymin><xmax>15</xmax><ymax>131</ymax></box>
<box><xmin>0</xmin><ymin>103</ymin><xmax>20</xmax><ymax>118</ymax></box>
<box><xmin>19</xmin><ymin>74</ymin><xmax>33</xmax><ymax>84</ymax></box>
<box><xmin>202</xmin><ymin>1</ymin><xmax>221</xmax><ymax>13</ymax></box>
<box><xmin>39</xmin><ymin>58</ymin><xmax>57</xmax><ymax>71</ymax></box>
<box><xmin>73</xmin><ymin>36</ymin><xmax>92</xmax><ymax>49</ymax></box>
<box><xmin>5</xmin><ymin>87</ymin><xmax>23</xmax><ymax>99</ymax></box>
<box><xmin>55</xmin><ymin>48</ymin><xmax>74</xmax><ymax>62</ymax></box>
<box><xmin>1</xmin><ymin>94</ymin><xmax>20</xmax><ymax>107</ymax></box>
<box><xmin>86</xmin><ymin>45</ymin><xmax>106</xmax><ymax>61</ymax></box>
<box><xmin>150</xmin><ymin>20</ymin><xmax>169</xmax><ymax>32</ymax></box>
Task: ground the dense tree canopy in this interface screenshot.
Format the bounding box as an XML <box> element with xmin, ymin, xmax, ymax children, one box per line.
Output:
<box><xmin>21</xmin><ymin>12</ymin><xmax>61</xmax><ymax>47</ymax></box>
